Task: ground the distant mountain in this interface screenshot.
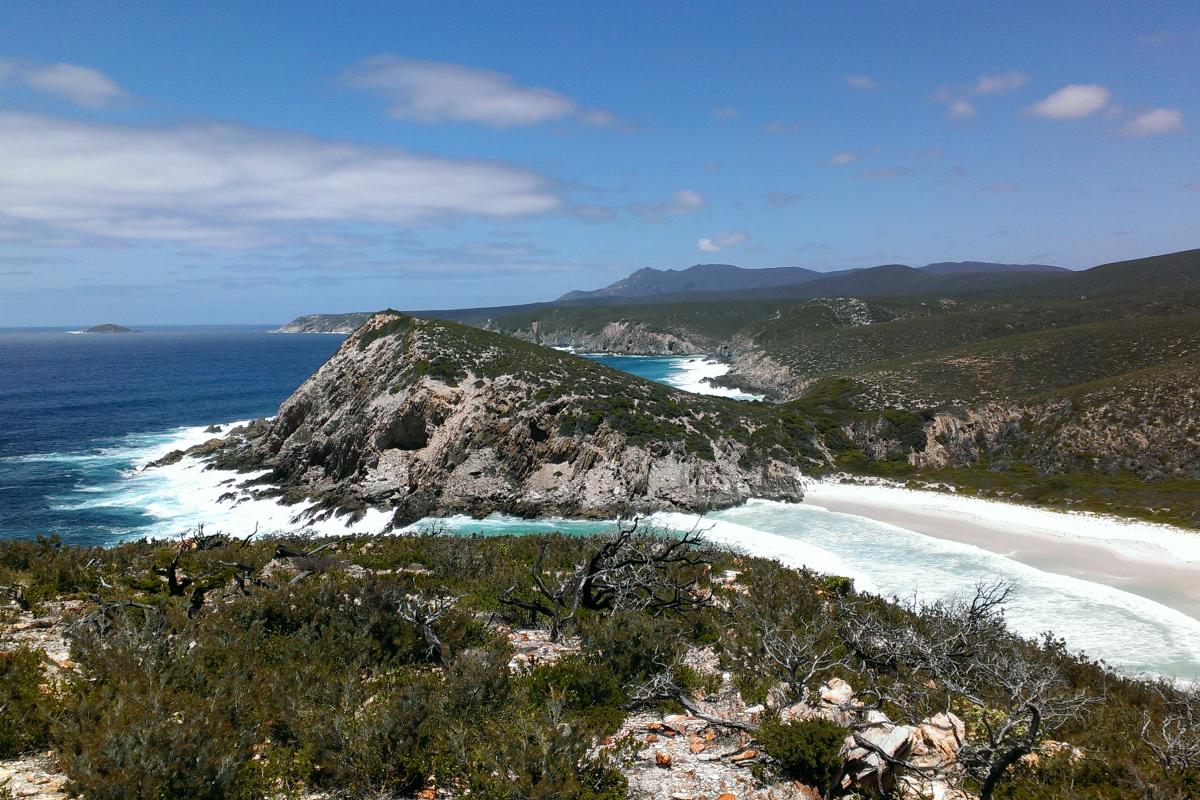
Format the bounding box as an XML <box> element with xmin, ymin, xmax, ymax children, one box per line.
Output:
<box><xmin>919</xmin><ymin>261</ymin><xmax>1066</xmax><ymax>275</ymax></box>
<box><xmin>557</xmin><ymin>260</ymin><xmax>1065</xmax><ymax>304</ymax></box>
<box><xmin>557</xmin><ymin>264</ymin><xmax>844</xmax><ymax>302</ymax></box>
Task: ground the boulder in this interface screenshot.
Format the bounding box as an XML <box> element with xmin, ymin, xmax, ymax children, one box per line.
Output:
<box><xmin>909</xmin><ymin>712</ymin><xmax>965</xmax><ymax>763</ymax></box>
<box><xmin>820</xmin><ymin>677</ymin><xmax>855</xmax><ymax>706</ymax></box>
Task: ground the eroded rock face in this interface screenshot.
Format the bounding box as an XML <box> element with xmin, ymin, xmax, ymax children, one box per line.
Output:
<box><xmin>506</xmin><ymin>319</ymin><xmax>709</xmax><ymax>356</ymax></box>
<box><xmin>197</xmin><ymin>312</ymin><xmax>810</xmax><ymax>526</ymax></box>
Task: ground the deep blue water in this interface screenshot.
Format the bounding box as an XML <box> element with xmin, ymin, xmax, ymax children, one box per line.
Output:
<box><xmin>0</xmin><ymin>328</ymin><xmax>342</xmax><ymax>544</ymax></box>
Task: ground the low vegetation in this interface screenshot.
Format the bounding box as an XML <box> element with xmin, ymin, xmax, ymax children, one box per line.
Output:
<box><xmin>1</xmin><ymin>529</ymin><xmax>1197</xmax><ymax>799</ymax></box>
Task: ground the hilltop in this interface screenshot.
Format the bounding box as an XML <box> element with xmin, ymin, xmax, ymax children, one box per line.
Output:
<box><xmin>272</xmin><ymin>312</ymin><xmax>374</xmax><ymax>334</ymax></box>
<box><xmin>181</xmin><ymin>312</ymin><xmax>826</xmax><ymax>525</ymax></box>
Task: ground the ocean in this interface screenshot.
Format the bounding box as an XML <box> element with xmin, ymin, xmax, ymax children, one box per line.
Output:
<box><xmin>2</xmin><ymin>326</ymin><xmax>1198</xmax><ymax>678</ymax></box>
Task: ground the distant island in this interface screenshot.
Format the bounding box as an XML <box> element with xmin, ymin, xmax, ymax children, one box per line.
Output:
<box><xmin>83</xmin><ymin>323</ymin><xmax>134</xmax><ymax>333</ymax></box>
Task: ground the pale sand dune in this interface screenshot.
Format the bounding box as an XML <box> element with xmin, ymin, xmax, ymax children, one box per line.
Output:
<box><xmin>804</xmin><ymin>481</ymin><xmax>1200</xmax><ymax>622</ymax></box>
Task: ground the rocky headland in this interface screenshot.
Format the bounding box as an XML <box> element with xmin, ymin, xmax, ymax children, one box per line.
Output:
<box><xmin>272</xmin><ymin>312</ymin><xmax>374</xmax><ymax>334</ymax></box>
<box><xmin>173</xmin><ymin>311</ymin><xmax>820</xmax><ymax>527</ymax></box>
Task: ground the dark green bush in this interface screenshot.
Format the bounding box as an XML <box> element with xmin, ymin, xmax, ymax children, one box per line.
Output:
<box><xmin>524</xmin><ymin>655</ymin><xmax>627</xmax><ymax>733</ymax></box>
<box><xmin>756</xmin><ymin>716</ymin><xmax>846</xmax><ymax>792</ymax></box>
<box><xmin>0</xmin><ymin>647</ymin><xmax>57</xmax><ymax>757</ymax></box>
<box><xmin>464</xmin><ymin>708</ymin><xmax>628</xmax><ymax>800</ymax></box>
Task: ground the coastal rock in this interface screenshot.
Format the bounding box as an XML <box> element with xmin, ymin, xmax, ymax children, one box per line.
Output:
<box><xmin>504</xmin><ymin>318</ymin><xmax>709</xmax><ymax>356</ymax></box>
<box><xmin>273</xmin><ymin>312</ymin><xmax>374</xmax><ymax>334</ymax></box>
<box><xmin>191</xmin><ymin>312</ymin><xmax>815</xmax><ymax>525</ymax></box>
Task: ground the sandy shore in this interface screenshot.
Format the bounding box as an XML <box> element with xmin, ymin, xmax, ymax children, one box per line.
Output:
<box><xmin>804</xmin><ymin>481</ymin><xmax>1200</xmax><ymax>622</ymax></box>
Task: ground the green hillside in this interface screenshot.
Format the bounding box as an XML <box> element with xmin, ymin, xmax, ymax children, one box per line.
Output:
<box><xmin>489</xmin><ymin>249</ymin><xmax>1200</xmax><ymax>526</ymax></box>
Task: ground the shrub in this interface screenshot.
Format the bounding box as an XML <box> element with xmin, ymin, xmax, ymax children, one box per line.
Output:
<box><xmin>325</xmin><ymin>669</ymin><xmax>444</xmax><ymax>794</ymax></box>
<box><xmin>524</xmin><ymin>655</ymin><xmax>627</xmax><ymax>733</ymax></box>
<box><xmin>0</xmin><ymin>647</ymin><xmax>57</xmax><ymax>757</ymax></box>
<box><xmin>463</xmin><ymin>707</ymin><xmax>628</xmax><ymax>800</ymax></box>
<box><xmin>756</xmin><ymin>716</ymin><xmax>846</xmax><ymax>792</ymax></box>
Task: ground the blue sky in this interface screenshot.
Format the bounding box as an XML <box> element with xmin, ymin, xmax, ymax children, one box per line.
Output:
<box><xmin>1</xmin><ymin>1</ymin><xmax>1197</xmax><ymax>325</ymax></box>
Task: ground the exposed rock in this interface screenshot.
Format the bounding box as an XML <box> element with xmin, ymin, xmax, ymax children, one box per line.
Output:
<box><xmin>179</xmin><ymin>312</ymin><xmax>813</xmax><ymax>526</ymax></box>
<box><xmin>273</xmin><ymin>312</ymin><xmax>373</xmax><ymax>334</ymax></box>
<box><xmin>504</xmin><ymin>318</ymin><xmax>709</xmax><ymax>356</ymax></box>
<box><xmin>909</xmin><ymin>712</ymin><xmax>965</xmax><ymax>764</ymax></box>
<box><xmin>0</xmin><ymin>753</ymin><xmax>68</xmax><ymax>800</ymax></box>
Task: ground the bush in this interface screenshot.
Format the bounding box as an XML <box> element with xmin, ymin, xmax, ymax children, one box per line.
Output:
<box><xmin>524</xmin><ymin>655</ymin><xmax>628</xmax><ymax>733</ymax></box>
<box><xmin>0</xmin><ymin>647</ymin><xmax>57</xmax><ymax>757</ymax></box>
<box><xmin>464</xmin><ymin>708</ymin><xmax>628</xmax><ymax>800</ymax></box>
<box><xmin>756</xmin><ymin>716</ymin><xmax>846</xmax><ymax>792</ymax></box>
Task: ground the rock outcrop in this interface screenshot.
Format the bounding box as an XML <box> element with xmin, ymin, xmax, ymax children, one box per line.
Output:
<box><xmin>503</xmin><ymin>318</ymin><xmax>710</xmax><ymax>355</ymax></box>
<box><xmin>191</xmin><ymin>312</ymin><xmax>814</xmax><ymax>526</ymax></box>
<box><xmin>273</xmin><ymin>312</ymin><xmax>374</xmax><ymax>334</ymax></box>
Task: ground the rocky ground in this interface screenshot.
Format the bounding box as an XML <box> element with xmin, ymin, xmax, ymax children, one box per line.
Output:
<box><xmin>1</xmin><ymin>602</ymin><xmax>80</xmax><ymax>800</ymax></box>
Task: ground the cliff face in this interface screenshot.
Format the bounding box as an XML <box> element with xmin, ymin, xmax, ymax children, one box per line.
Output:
<box><xmin>502</xmin><ymin>319</ymin><xmax>709</xmax><ymax>355</ymax></box>
<box><xmin>204</xmin><ymin>312</ymin><xmax>811</xmax><ymax>526</ymax></box>
<box><xmin>844</xmin><ymin>357</ymin><xmax>1200</xmax><ymax>482</ymax></box>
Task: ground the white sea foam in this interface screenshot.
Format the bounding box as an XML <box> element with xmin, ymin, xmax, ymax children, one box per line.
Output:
<box><xmin>806</xmin><ymin>480</ymin><xmax>1200</xmax><ymax>566</ymax></box>
<box><xmin>646</xmin><ymin>511</ymin><xmax>873</xmax><ymax>591</ymax></box>
<box><xmin>46</xmin><ymin>419</ymin><xmax>391</xmax><ymax>541</ymax></box>
<box><xmin>661</xmin><ymin>357</ymin><xmax>764</xmax><ymax>401</ymax></box>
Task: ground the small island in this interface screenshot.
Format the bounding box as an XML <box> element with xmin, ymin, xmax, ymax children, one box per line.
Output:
<box><xmin>84</xmin><ymin>323</ymin><xmax>135</xmax><ymax>334</ymax></box>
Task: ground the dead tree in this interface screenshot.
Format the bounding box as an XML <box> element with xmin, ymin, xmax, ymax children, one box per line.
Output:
<box><xmin>1141</xmin><ymin>682</ymin><xmax>1200</xmax><ymax>781</ymax></box>
<box><xmin>837</xmin><ymin>580</ymin><xmax>1089</xmax><ymax>800</ymax></box>
<box><xmin>943</xmin><ymin>643</ymin><xmax>1091</xmax><ymax>800</ymax></box>
<box><xmin>499</xmin><ymin>520</ymin><xmax>714</xmax><ymax>642</ymax></box>
<box><xmin>627</xmin><ymin>666</ymin><xmax>755</xmax><ymax>731</ymax></box>
<box><xmin>393</xmin><ymin>592</ymin><xmax>463</xmax><ymax>663</ymax></box>
<box><xmin>730</xmin><ymin>599</ymin><xmax>849</xmax><ymax>706</ymax></box>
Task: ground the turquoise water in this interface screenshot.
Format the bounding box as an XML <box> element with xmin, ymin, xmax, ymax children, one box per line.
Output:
<box><xmin>2</xmin><ymin>328</ymin><xmax>1197</xmax><ymax>678</ymax></box>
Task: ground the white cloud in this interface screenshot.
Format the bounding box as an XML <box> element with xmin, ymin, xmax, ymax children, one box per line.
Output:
<box><xmin>632</xmin><ymin>189</ymin><xmax>705</xmax><ymax>221</ymax></box>
<box><xmin>947</xmin><ymin>100</ymin><xmax>975</xmax><ymax>118</ymax></box>
<box><xmin>830</xmin><ymin>151</ymin><xmax>856</xmax><ymax>166</ymax></box>
<box><xmin>0</xmin><ymin>112</ymin><xmax>561</xmax><ymax>246</ymax></box>
<box><xmin>711</xmin><ymin>106</ymin><xmax>740</xmax><ymax>119</ymax></box>
<box><xmin>973</xmin><ymin>72</ymin><xmax>1028</xmax><ymax>95</ymax></box>
<box><xmin>935</xmin><ymin>71</ymin><xmax>1026</xmax><ymax>118</ymax></box>
<box><xmin>1121</xmin><ymin>107</ymin><xmax>1183</xmax><ymax>137</ymax></box>
<box><xmin>697</xmin><ymin>231</ymin><xmax>747</xmax><ymax>252</ymax></box>
<box><xmin>845</xmin><ymin>74</ymin><xmax>877</xmax><ymax>91</ymax></box>
<box><xmin>0</xmin><ymin>59</ymin><xmax>130</xmax><ymax>108</ymax></box>
<box><xmin>344</xmin><ymin>55</ymin><xmax>616</xmax><ymax>128</ymax></box>
<box><xmin>21</xmin><ymin>63</ymin><xmax>130</xmax><ymax>108</ymax></box>
<box><xmin>1029</xmin><ymin>84</ymin><xmax>1111</xmax><ymax>119</ymax></box>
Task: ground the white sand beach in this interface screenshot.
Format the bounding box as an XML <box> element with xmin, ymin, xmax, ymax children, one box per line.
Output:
<box><xmin>804</xmin><ymin>480</ymin><xmax>1200</xmax><ymax>622</ymax></box>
